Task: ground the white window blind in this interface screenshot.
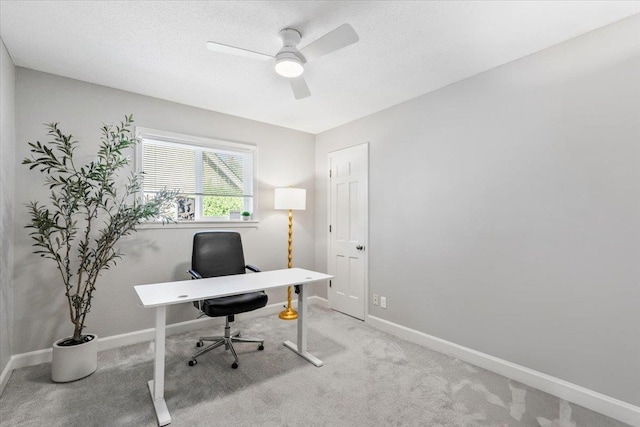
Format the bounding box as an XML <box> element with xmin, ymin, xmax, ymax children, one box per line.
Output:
<box><xmin>142</xmin><ymin>141</ymin><xmax>197</xmax><ymax>194</ymax></box>
<box><xmin>137</xmin><ymin>128</ymin><xmax>256</xmax><ymax>221</ymax></box>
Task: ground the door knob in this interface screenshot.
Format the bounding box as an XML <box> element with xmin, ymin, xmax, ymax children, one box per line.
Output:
<box><xmin>356</xmin><ymin>245</ymin><xmax>365</xmax><ymax>251</ymax></box>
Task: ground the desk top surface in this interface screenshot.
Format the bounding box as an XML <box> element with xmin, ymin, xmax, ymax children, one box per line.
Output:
<box><xmin>134</xmin><ymin>268</ymin><xmax>332</xmax><ymax>308</ymax></box>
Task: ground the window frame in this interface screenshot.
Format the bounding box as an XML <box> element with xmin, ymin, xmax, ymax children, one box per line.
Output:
<box><xmin>135</xmin><ymin>127</ymin><xmax>258</xmax><ymax>224</ymax></box>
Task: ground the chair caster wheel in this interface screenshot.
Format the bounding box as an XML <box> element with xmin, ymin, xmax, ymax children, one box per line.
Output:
<box><xmin>188</xmin><ymin>359</ymin><xmax>197</xmax><ymax>367</ymax></box>
<box><xmin>196</xmin><ymin>341</ymin><xmax>204</xmax><ymax>347</ymax></box>
<box><xmin>232</xmin><ymin>362</ymin><xmax>238</xmax><ymax>369</ymax></box>
<box><xmin>258</xmin><ymin>344</ymin><xmax>264</xmax><ymax>351</ymax></box>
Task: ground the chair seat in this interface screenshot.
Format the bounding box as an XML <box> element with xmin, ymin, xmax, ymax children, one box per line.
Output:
<box><xmin>195</xmin><ymin>291</ymin><xmax>268</xmax><ymax>317</ymax></box>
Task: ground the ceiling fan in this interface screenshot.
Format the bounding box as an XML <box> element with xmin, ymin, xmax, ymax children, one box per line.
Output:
<box><xmin>206</xmin><ymin>24</ymin><xmax>359</xmax><ymax>100</ymax></box>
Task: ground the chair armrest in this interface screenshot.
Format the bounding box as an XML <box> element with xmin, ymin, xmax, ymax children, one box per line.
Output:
<box><xmin>188</xmin><ymin>269</ymin><xmax>204</xmax><ymax>312</ymax></box>
<box><xmin>188</xmin><ymin>269</ymin><xmax>202</xmax><ymax>279</ymax></box>
<box><xmin>245</xmin><ymin>264</ymin><xmax>260</xmax><ymax>273</ymax></box>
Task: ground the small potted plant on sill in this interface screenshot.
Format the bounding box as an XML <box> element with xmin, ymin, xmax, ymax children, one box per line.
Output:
<box><xmin>241</xmin><ymin>211</ymin><xmax>251</xmax><ymax>221</ymax></box>
<box><xmin>23</xmin><ymin>115</ymin><xmax>177</xmax><ymax>382</ymax></box>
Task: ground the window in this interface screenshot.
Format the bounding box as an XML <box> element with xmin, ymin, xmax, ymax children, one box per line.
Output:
<box><xmin>136</xmin><ymin>128</ymin><xmax>256</xmax><ymax>221</ymax></box>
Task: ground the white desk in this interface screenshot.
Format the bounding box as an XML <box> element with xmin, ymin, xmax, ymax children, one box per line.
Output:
<box><xmin>134</xmin><ymin>268</ymin><xmax>333</xmax><ymax>426</ymax></box>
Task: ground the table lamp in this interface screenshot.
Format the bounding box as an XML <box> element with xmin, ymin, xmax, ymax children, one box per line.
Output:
<box><xmin>274</xmin><ymin>187</ymin><xmax>306</xmax><ymax>320</ymax></box>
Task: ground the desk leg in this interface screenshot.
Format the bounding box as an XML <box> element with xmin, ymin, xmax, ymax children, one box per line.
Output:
<box><xmin>283</xmin><ymin>284</ymin><xmax>323</xmax><ymax>367</ymax></box>
<box><xmin>147</xmin><ymin>305</ymin><xmax>171</xmax><ymax>426</ymax></box>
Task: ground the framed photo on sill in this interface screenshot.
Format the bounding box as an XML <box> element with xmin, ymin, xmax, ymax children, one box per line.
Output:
<box><xmin>176</xmin><ymin>197</ymin><xmax>195</xmax><ymax>221</ymax></box>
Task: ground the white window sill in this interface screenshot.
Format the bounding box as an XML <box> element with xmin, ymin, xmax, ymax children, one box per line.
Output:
<box><xmin>137</xmin><ymin>220</ymin><xmax>259</xmax><ymax>230</ymax></box>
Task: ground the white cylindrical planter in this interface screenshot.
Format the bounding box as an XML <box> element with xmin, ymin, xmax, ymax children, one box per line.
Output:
<box><xmin>51</xmin><ymin>334</ymin><xmax>98</xmax><ymax>382</ymax></box>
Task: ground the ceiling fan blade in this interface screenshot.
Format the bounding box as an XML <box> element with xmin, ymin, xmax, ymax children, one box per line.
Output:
<box><xmin>299</xmin><ymin>24</ymin><xmax>359</xmax><ymax>62</ymax></box>
<box><xmin>290</xmin><ymin>76</ymin><xmax>311</xmax><ymax>100</ymax></box>
<box><xmin>206</xmin><ymin>41</ymin><xmax>273</xmax><ymax>61</ymax></box>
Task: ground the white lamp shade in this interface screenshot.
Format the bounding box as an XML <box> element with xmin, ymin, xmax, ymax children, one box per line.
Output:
<box><xmin>274</xmin><ymin>188</ymin><xmax>306</xmax><ymax>210</ymax></box>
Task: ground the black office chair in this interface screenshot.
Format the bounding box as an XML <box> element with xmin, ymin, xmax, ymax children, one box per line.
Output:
<box><xmin>187</xmin><ymin>231</ymin><xmax>268</xmax><ymax>369</ymax></box>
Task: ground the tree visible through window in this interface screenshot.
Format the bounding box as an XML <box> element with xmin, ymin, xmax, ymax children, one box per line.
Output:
<box><xmin>136</xmin><ymin>128</ymin><xmax>255</xmax><ymax>221</ymax></box>
<box><xmin>202</xmin><ymin>151</ymin><xmax>244</xmax><ymax>216</ymax></box>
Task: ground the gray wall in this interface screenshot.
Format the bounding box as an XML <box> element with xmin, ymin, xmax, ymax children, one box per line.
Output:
<box><xmin>315</xmin><ymin>15</ymin><xmax>640</xmax><ymax>406</ymax></box>
<box><xmin>0</xmin><ymin>39</ymin><xmax>16</xmax><ymax>376</ymax></box>
<box><xmin>13</xmin><ymin>69</ymin><xmax>316</xmax><ymax>354</ymax></box>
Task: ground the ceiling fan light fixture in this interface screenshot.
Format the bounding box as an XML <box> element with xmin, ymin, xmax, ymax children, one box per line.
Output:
<box><xmin>275</xmin><ymin>56</ymin><xmax>304</xmax><ymax>78</ymax></box>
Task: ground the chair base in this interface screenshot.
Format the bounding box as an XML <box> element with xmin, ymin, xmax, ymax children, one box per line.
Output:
<box><xmin>188</xmin><ymin>317</ymin><xmax>264</xmax><ymax>369</ymax></box>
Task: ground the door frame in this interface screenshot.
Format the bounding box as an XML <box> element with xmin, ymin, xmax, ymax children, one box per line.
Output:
<box><xmin>327</xmin><ymin>142</ymin><xmax>369</xmax><ymax>321</ymax></box>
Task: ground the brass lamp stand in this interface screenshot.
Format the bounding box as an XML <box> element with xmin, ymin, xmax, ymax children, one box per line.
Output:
<box><xmin>274</xmin><ymin>187</ymin><xmax>306</xmax><ymax>320</ymax></box>
<box><xmin>279</xmin><ymin>208</ymin><xmax>298</xmax><ymax>320</ymax></box>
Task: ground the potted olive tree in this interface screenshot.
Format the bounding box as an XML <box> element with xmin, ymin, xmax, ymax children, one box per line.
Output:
<box><xmin>23</xmin><ymin>115</ymin><xmax>177</xmax><ymax>382</ymax></box>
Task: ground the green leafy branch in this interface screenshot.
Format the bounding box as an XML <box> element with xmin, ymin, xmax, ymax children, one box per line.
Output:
<box><xmin>23</xmin><ymin>115</ymin><xmax>178</xmax><ymax>342</ymax></box>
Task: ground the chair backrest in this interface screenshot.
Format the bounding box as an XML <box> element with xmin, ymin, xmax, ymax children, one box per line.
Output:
<box><xmin>192</xmin><ymin>231</ymin><xmax>247</xmax><ymax>278</ymax></box>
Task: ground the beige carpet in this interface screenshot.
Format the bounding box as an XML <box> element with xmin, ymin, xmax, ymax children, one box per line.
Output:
<box><xmin>0</xmin><ymin>305</ymin><xmax>630</xmax><ymax>427</ymax></box>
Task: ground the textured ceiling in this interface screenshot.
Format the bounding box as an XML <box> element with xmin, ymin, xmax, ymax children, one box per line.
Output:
<box><xmin>1</xmin><ymin>1</ymin><xmax>639</xmax><ymax>134</ymax></box>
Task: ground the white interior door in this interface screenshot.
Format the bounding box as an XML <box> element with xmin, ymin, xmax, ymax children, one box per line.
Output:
<box><xmin>328</xmin><ymin>143</ymin><xmax>368</xmax><ymax>320</ymax></box>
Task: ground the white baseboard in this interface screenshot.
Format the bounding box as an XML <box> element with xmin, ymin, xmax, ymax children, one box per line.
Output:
<box><xmin>0</xmin><ymin>297</ymin><xmax>325</xmax><ymax>397</ymax></box>
<box><xmin>0</xmin><ymin>358</ymin><xmax>13</xmax><ymax>398</ymax></box>
<box><xmin>307</xmin><ymin>295</ymin><xmax>328</xmax><ymax>307</ymax></box>
<box><xmin>366</xmin><ymin>314</ymin><xmax>640</xmax><ymax>427</ymax></box>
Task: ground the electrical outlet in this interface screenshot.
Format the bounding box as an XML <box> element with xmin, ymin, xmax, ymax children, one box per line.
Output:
<box><xmin>380</xmin><ymin>296</ymin><xmax>387</xmax><ymax>308</ymax></box>
<box><xmin>373</xmin><ymin>294</ymin><xmax>379</xmax><ymax>306</ymax></box>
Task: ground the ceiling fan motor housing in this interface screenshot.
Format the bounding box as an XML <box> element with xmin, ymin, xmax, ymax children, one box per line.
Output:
<box><xmin>277</xmin><ymin>29</ymin><xmax>305</xmax><ymax>60</ymax></box>
<box><xmin>279</xmin><ymin>28</ymin><xmax>301</xmax><ymax>47</ymax></box>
